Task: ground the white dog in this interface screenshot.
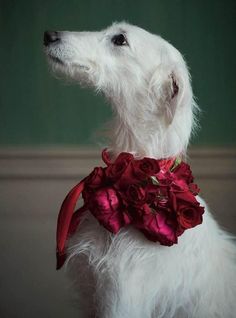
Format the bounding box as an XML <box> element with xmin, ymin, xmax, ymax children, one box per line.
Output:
<box><xmin>44</xmin><ymin>22</ymin><xmax>236</xmax><ymax>318</ymax></box>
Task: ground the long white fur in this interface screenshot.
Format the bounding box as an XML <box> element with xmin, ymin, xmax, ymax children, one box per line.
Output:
<box><xmin>45</xmin><ymin>22</ymin><xmax>236</xmax><ymax>318</ymax></box>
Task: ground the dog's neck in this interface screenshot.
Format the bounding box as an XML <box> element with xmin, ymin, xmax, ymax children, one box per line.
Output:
<box><xmin>108</xmin><ymin>112</ymin><xmax>186</xmax><ymax>160</ymax></box>
<box><xmin>105</xmin><ymin>92</ymin><xmax>193</xmax><ymax>160</ymax></box>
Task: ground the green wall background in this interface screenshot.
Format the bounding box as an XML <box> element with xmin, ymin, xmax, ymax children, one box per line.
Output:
<box><xmin>0</xmin><ymin>0</ymin><xmax>236</xmax><ymax>146</ymax></box>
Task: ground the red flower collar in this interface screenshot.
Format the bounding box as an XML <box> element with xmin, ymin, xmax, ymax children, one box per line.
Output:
<box><xmin>56</xmin><ymin>149</ymin><xmax>204</xmax><ymax>269</ymax></box>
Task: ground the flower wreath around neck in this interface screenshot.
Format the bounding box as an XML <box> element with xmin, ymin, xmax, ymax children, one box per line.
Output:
<box><xmin>56</xmin><ymin>149</ymin><xmax>205</xmax><ymax>269</ymax></box>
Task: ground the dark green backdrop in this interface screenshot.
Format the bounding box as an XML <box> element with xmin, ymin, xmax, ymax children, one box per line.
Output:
<box><xmin>1</xmin><ymin>0</ymin><xmax>235</xmax><ymax>146</ymax></box>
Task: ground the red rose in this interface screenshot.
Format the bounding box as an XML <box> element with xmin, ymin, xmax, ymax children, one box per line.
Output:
<box><xmin>85</xmin><ymin>167</ymin><xmax>105</xmax><ymax>188</ymax></box>
<box><xmin>173</xmin><ymin>162</ymin><xmax>194</xmax><ymax>184</ymax></box>
<box><xmin>89</xmin><ymin>187</ymin><xmax>123</xmax><ymax>233</ymax></box>
<box><xmin>105</xmin><ymin>152</ymin><xmax>134</xmax><ymax>181</ymax></box>
<box><xmin>177</xmin><ymin>206</ymin><xmax>203</xmax><ymax>230</ymax></box>
<box><xmin>106</xmin><ymin>162</ymin><xmax>129</xmax><ymax>180</ymax></box>
<box><xmin>126</xmin><ymin>184</ymin><xmax>146</xmax><ymax>206</ymax></box>
<box><xmin>136</xmin><ymin>209</ymin><xmax>177</xmax><ymax>246</ymax></box>
<box><xmin>133</xmin><ymin>157</ymin><xmax>160</xmax><ymax>179</ymax></box>
<box><xmin>114</xmin><ymin>152</ymin><xmax>134</xmax><ymax>163</ymax></box>
<box><xmin>171</xmin><ymin>192</ymin><xmax>204</xmax><ymax>231</ymax></box>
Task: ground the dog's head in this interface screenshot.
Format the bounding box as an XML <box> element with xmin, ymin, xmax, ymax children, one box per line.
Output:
<box><xmin>44</xmin><ymin>22</ymin><xmax>197</xmax><ymax>157</ymax></box>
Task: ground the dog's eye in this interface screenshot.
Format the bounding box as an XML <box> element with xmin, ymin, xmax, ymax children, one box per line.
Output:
<box><xmin>111</xmin><ymin>34</ymin><xmax>128</xmax><ymax>46</ymax></box>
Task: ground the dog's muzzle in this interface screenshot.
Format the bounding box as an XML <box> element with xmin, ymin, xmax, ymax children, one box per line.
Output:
<box><xmin>44</xmin><ymin>31</ymin><xmax>60</xmax><ymax>46</ymax></box>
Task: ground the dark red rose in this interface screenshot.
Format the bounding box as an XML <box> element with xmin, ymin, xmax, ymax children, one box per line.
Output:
<box><xmin>105</xmin><ymin>152</ymin><xmax>134</xmax><ymax>181</ymax></box>
<box><xmin>114</xmin><ymin>152</ymin><xmax>134</xmax><ymax>164</ymax></box>
<box><xmin>126</xmin><ymin>184</ymin><xmax>146</xmax><ymax>205</ymax></box>
<box><xmin>173</xmin><ymin>162</ymin><xmax>194</xmax><ymax>184</ymax></box>
<box><xmin>171</xmin><ymin>192</ymin><xmax>204</xmax><ymax>231</ymax></box>
<box><xmin>105</xmin><ymin>162</ymin><xmax>128</xmax><ymax>180</ymax></box>
<box><xmin>85</xmin><ymin>167</ymin><xmax>105</xmax><ymax>188</ymax></box>
<box><xmin>112</xmin><ymin>165</ymin><xmax>140</xmax><ymax>191</ymax></box>
<box><xmin>135</xmin><ymin>209</ymin><xmax>178</xmax><ymax>246</ymax></box>
<box><xmin>89</xmin><ymin>187</ymin><xmax>123</xmax><ymax>233</ymax></box>
<box><xmin>133</xmin><ymin>157</ymin><xmax>160</xmax><ymax>179</ymax></box>
<box><xmin>177</xmin><ymin>206</ymin><xmax>203</xmax><ymax>230</ymax></box>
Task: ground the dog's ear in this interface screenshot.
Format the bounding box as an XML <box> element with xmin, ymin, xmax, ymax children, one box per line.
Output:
<box><xmin>149</xmin><ymin>64</ymin><xmax>184</xmax><ymax>125</ymax></box>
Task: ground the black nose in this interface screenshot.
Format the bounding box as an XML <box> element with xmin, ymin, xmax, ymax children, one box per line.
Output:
<box><xmin>44</xmin><ymin>31</ymin><xmax>60</xmax><ymax>46</ymax></box>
